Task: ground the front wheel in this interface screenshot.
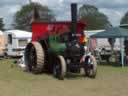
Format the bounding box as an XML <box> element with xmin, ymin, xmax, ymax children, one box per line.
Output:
<box><xmin>4</xmin><ymin>53</ymin><xmax>8</xmax><ymax>59</ymax></box>
<box><xmin>53</xmin><ymin>55</ymin><xmax>66</xmax><ymax>80</ymax></box>
<box><xmin>84</xmin><ymin>55</ymin><xmax>97</xmax><ymax>78</ymax></box>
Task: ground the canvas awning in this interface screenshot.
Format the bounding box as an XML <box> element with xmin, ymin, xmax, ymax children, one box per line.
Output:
<box><xmin>90</xmin><ymin>27</ymin><xmax>128</xmax><ymax>38</ymax></box>
<box><xmin>90</xmin><ymin>27</ymin><xmax>128</xmax><ymax>67</ymax></box>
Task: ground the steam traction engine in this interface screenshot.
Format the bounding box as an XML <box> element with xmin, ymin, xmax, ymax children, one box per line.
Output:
<box><xmin>25</xmin><ymin>3</ymin><xmax>97</xmax><ymax>80</ymax></box>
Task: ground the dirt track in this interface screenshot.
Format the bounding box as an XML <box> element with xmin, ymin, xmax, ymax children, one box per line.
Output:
<box><xmin>0</xmin><ymin>74</ymin><xmax>128</xmax><ymax>96</ymax></box>
<box><xmin>0</xmin><ymin>59</ymin><xmax>128</xmax><ymax>96</ymax></box>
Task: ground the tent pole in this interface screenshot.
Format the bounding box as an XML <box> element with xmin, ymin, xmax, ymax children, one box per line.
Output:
<box><xmin>120</xmin><ymin>38</ymin><xmax>124</xmax><ymax>67</ymax></box>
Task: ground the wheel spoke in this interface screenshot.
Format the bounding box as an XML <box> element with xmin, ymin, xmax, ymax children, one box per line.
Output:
<box><xmin>25</xmin><ymin>42</ymin><xmax>45</xmax><ymax>74</ymax></box>
<box><xmin>84</xmin><ymin>55</ymin><xmax>97</xmax><ymax>78</ymax></box>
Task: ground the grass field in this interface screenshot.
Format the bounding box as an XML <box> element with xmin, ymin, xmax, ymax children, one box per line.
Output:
<box><xmin>0</xmin><ymin>59</ymin><xmax>128</xmax><ymax>96</ymax></box>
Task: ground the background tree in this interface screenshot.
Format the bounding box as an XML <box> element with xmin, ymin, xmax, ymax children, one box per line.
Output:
<box><xmin>78</xmin><ymin>4</ymin><xmax>115</xmax><ymax>55</ymax></box>
<box><xmin>78</xmin><ymin>4</ymin><xmax>112</xmax><ymax>30</ymax></box>
<box><xmin>13</xmin><ymin>2</ymin><xmax>55</xmax><ymax>31</ymax></box>
<box><xmin>0</xmin><ymin>18</ymin><xmax>4</xmax><ymax>31</ymax></box>
<box><xmin>120</xmin><ymin>12</ymin><xmax>128</xmax><ymax>26</ymax></box>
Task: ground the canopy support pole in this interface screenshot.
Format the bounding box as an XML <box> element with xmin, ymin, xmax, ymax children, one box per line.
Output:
<box><xmin>120</xmin><ymin>38</ymin><xmax>124</xmax><ymax>67</ymax></box>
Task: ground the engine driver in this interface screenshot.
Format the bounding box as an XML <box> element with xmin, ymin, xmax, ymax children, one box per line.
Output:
<box><xmin>80</xmin><ymin>33</ymin><xmax>88</xmax><ymax>63</ymax></box>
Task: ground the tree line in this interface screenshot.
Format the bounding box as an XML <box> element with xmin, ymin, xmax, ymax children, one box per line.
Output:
<box><xmin>0</xmin><ymin>2</ymin><xmax>128</xmax><ymax>31</ymax></box>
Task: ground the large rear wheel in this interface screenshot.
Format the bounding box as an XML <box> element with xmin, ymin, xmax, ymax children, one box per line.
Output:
<box><xmin>25</xmin><ymin>42</ymin><xmax>45</xmax><ymax>74</ymax></box>
<box><xmin>53</xmin><ymin>55</ymin><xmax>66</xmax><ymax>80</ymax></box>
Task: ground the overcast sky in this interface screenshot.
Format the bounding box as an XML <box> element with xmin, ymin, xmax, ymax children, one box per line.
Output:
<box><xmin>0</xmin><ymin>0</ymin><xmax>128</xmax><ymax>29</ymax></box>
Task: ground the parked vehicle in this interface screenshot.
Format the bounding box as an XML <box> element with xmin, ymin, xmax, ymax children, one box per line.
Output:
<box><xmin>84</xmin><ymin>30</ymin><xmax>122</xmax><ymax>62</ymax></box>
<box><xmin>84</xmin><ymin>30</ymin><xmax>121</xmax><ymax>51</ymax></box>
<box><xmin>4</xmin><ymin>30</ymin><xmax>32</xmax><ymax>57</ymax></box>
<box><xmin>0</xmin><ymin>30</ymin><xmax>5</xmax><ymax>56</ymax></box>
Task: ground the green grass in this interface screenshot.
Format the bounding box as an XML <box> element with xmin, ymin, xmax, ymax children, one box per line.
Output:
<box><xmin>97</xmin><ymin>64</ymin><xmax>128</xmax><ymax>79</ymax></box>
<box><xmin>0</xmin><ymin>59</ymin><xmax>52</xmax><ymax>81</ymax></box>
<box><xmin>0</xmin><ymin>59</ymin><xmax>127</xmax><ymax>81</ymax></box>
<box><xmin>1</xmin><ymin>59</ymin><xmax>128</xmax><ymax>80</ymax></box>
<box><xmin>0</xmin><ymin>59</ymin><xmax>128</xmax><ymax>96</ymax></box>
